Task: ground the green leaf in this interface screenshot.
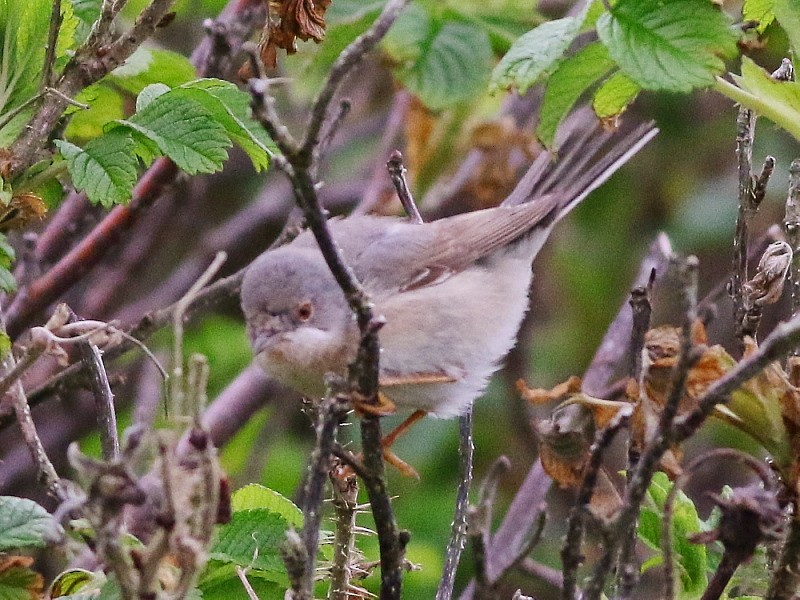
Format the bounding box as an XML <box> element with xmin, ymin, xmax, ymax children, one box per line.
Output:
<box><xmin>0</xmin><ymin>267</ymin><xmax>16</xmax><ymax>293</ymax></box>
<box><xmin>592</xmin><ymin>71</ymin><xmax>641</xmax><ymax>119</ymax></box>
<box><xmin>489</xmin><ymin>1</ymin><xmax>592</xmax><ymax>94</ymax></box>
<box><xmin>209</xmin><ymin>510</ymin><xmax>293</xmax><ymax>582</ymax></box>
<box><xmin>0</xmin><ymin>560</ymin><xmax>42</xmax><ymax>600</ymax></box>
<box><xmin>775</xmin><ymin>0</ymin><xmax>800</xmax><ymax>56</ymax></box>
<box><xmin>136</xmin><ymin>83</ymin><xmax>171</xmax><ymax>113</ymax></box>
<box><xmin>744</xmin><ymin>0</ymin><xmax>776</xmax><ymax>32</ymax></box>
<box><xmin>538</xmin><ymin>42</ymin><xmax>615</xmax><ymax>147</ymax></box>
<box><xmin>118</xmin><ymin>91</ymin><xmax>231</xmax><ymax>175</ymax></box>
<box><xmin>385</xmin><ymin>7</ymin><xmax>493</xmax><ymax>110</ymax></box>
<box><xmin>0</xmin><ymin>496</ymin><xmax>63</xmax><ymax>550</ymax></box>
<box><xmin>198</xmin><ymin>564</ymin><xmax>284</xmax><ymax>600</ymax></box>
<box><xmin>66</xmin><ymin>84</ymin><xmax>126</xmax><ymax>142</ymax></box>
<box><xmin>178</xmin><ymin>80</ymin><xmax>274</xmax><ymax>171</ymax></box>
<box><xmin>722</xmin><ymin>56</ymin><xmax>800</xmax><ymax>142</ymax></box>
<box><xmin>56</xmin><ymin>131</ymin><xmax>139</xmax><ymax>206</ymax></box>
<box><xmin>638</xmin><ymin>473</ymin><xmax>707</xmax><ymax>596</ymax></box>
<box><xmin>232</xmin><ymin>484</ymin><xmax>303</xmax><ymax>528</ymax></box>
<box><xmin>110</xmin><ymin>48</ymin><xmax>197</xmax><ymax>93</ymax></box>
<box><xmin>49</xmin><ymin>569</ymin><xmax>99</xmax><ymax>598</ymax></box>
<box><xmin>597</xmin><ymin>0</ymin><xmax>739</xmax><ymax>93</ymax></box>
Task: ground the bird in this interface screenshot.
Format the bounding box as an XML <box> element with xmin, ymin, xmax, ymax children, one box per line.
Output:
<box><xmin>241</xmin><ymin>116</ymin><xmax>657</xmax><ymax>473</ymax></box>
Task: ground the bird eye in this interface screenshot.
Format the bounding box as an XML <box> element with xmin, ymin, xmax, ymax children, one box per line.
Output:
<box><xmin>294</xmin><ymin>301</ymin><xmax>313</xmax><ymax>322</ymax></box>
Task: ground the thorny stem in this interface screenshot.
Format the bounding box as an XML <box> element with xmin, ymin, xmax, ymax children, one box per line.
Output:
<box><xmin>328</xmin><ymin>466</ymin><xmax>359</xmax><ymax>600</ymax></box>
<box><xmin>588</xmin><ymin>305</ymin><xmax>800</xmax><ymax>600</ymax></box>
<box><xmin>436</xmin><ymin>410</ymin><xmax>474</xmax><ymax>600</ymax></box>
<box><xmin>561</xmin><ymin>406</ymin><xmax>633</xmax><ymax>600</ymax></box>
<box><xmin>628</xmin><ymin>272</ymin><xmax>654</xmax><ymax>381</ymax></box>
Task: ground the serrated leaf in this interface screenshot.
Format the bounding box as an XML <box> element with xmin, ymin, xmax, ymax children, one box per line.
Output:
<box><xmin>744</xmin><ymin>0</ymin><xmax>776</xmax><ymax>32</ymax></box>
<box><xmin>136</xmin><ymin>83</ymin><xmax>171</xmax><ymax>113</ymax></box>
<box><xmin>231</xmin><ymin>484</ymin><xmax>302</xmax><ymax>528</ymax></box>
<box><xmin>775</xmin><ymin>0</ymin><xmax>800</xmax><ymax>56</ymax></box>
<box><xmin>178</xmin><ymin>80</ymin><xmax>274</xmax><ymax>171</ymax></box>
<box><xmin>209</xmin><ymin>510</ymin><xmax>293</xmax><ymax>581</ymax></box>
<box><xmin>0</xmin><ymin>557</ymin><xmax>43</xmax><ymax>600</ymax></box>
<box><xmin>538</xmin><ymin>42</ymin><xmax>615</xmax><ymax>147</ymax></box>
<box><xmin>490</xmin><ymin>1</ymin><xmax>592</xmax><ymax>94</ymax></box>
<box><xmin>384</xmin><ymin>7</ymin><xmax>493</xmax><ymax>110</ymax></box>
<box><xmin>55</xmin><ymin>131</ymin><xmax>138</xmax><ymax>206</ymax></box>
<box><xmin>597</xmin><ymin>0</ymin><xmax>738</xmax><ymax>93</ymax></box>
<box><xmin>592</xmin><ymin>71</ymin><xmax>641</xmax><ymax>119</ymax></box>
<box><xmin>406</xmin><ymin>20</ymin><xmax>493</xmax><ymax>110</ymax></box>
<box><xmin>198</xmin><ymin>564</ymin><xmax>284</xmax><ymax>600</ymax></box>
<box><xmin>0</xmin><ymin>497</ymin><xmax>63</xmax><ymax>551</ymax></box>
<box><xmin>119</xmin><ymin>92</ymin><xmax>231</xmax><ymax>175</ymax></box>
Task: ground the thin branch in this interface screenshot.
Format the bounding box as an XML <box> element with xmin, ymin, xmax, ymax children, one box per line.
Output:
<box><xmin>386</xmin><ymin>151</ymin><xmax>423</xmax><ymax>224</ymax></box>
<box><xmin>469</xmin><ymin>456</ymin><xmax>511</xmax><ymax>599</ymax></box>
<box><xmin>292</xmin><ymin>394</ymin><xmax>350</xmax><ymax>598</ymax></box>
<box><xmin>785</xmin><ymin>160</ymin><xmax>800</xmax><ymax>365</ymax></box>
<box><xmin>42</xmin><ymin>0</ymin><xmax>64</xmax><ymax>90</ymax></box>
<box><xmin>583</xmin><ymin>233</ymin><xmax>673</xmax><ymax>396</ymax></box>
<box><xmin>561</xmin><ymin>406</ymin><xmax>633</xmax><ymax>600</ymax></box>
<box><xmin>78</xmin><ymin>341</ymin><xmax>119</xmax><ymax>461</ymax></box>
<box><xmin>731</xmin><ymin>107</ymin><xmax>758</xmax><ymax>343</ymax></box>
<box><xmin>628</xmin><ymin>272</ymin><xmax>654</xmax><ymax>381</ymax></box>
<box><xmin>436</xmin><ymin>409</ymin><xmax>474</xmax><ymax>600</ymax></box>
<box><xmin>328</xmin><ymin>464</ymin><xmax>359</xmax><ymax>600</ymax></box>
<box><xmin>298</xmin><ymin>0</ymin><xmax>410</xmax><ymax>165</ymax></box>
<box><xmin>236</xmin><ymin>566</ymin><xmax>261</xmax><ymax>600</ymax></box>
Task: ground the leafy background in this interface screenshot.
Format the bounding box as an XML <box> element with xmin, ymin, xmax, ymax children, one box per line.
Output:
<box><xmin>0</xmin><ymin>0</ymin><xmax>798</xmax><ymax>598</ymax></box>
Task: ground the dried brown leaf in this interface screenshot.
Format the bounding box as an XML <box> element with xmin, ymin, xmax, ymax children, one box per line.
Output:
<box><xmin>518</xmin><ymin>375</ymin><xmax>581</xmax><ymax>405</ymax></box>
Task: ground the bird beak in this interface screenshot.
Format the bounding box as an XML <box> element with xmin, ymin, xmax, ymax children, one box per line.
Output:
<box><xmin>248</xmin><ymin>313</ymin><xmax>289</xmax><ymax>354</ymax></box>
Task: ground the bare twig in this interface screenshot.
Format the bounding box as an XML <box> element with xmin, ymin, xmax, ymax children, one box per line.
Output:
<box><xmin>78</xmin><ymin>341</ymin><xmax>119</xmax><ymax>461</ymax></box>
<box><xmin>628</xmin><ymin>271</ymin><xmax>654</xmax><ymax>381</ymax></box>
<box><xmin>469</xmin><ymin>456</ymin><xmax>511</xmax><ymax>599</ymax></box>
<box><xmin>41</xmin><ymin>0</ymin><xmax>63</xmax><ymax>91</ymax></box>
<box><xmin>386</xmin><ymin>151</ymin><xmax>423</xmax><ymax>224</ymax></box>
<box><xmin>436</xmin><ymin>410</ymin><xmax>474</xmax><ymax>600</ymax></box>
<box><xmin>586</xmin><ymin>256</ymin><xmax>699</xmax><ymax>600</ymax></box>
<box><xmin>236</xmin><ymin>566</ymin><xmax>261</xmax><ymax>600</ymax></box>
<box><xmin>561</xmin><ymin>406</ymin><xmax>633</xmax><ymax>600</ymax></box>
<box><xmin>785</xmin><ymin>160</ymin><xmax>800</xmax><ymax>365</ymax></box>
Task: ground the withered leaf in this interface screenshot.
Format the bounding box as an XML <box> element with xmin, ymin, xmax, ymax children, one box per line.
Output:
<box><xmin>518</xmin><ymin>375</ymin><xmax>581</xmax><ymax>405</ymax></box>
<box><xmin>0</xmin><ymin>193</ymin><xmax>47</xmax><ymax>232</ymax></box>
<box><xmin>0</xmin><ymin>556</ymin><xmax>44</xmax><ymax>600</ymax></box>
<box><xmin>241</xmin><ymin>0</ymin><xmax>332</xmax><ymax>76</ymax></box>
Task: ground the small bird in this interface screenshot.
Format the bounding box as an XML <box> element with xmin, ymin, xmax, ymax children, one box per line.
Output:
<box><xmin>241</xmin><ymin>117</ymin><xmax>656</xmax><ymax>470</ymax></box>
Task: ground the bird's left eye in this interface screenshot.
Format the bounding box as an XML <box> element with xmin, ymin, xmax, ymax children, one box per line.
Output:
<box><xmin>294</xmin><ymin>301</ymin><xmax>313</xmax><ymax>322</ymax></box>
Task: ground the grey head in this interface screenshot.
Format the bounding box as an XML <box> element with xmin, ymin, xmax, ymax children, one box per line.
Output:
<box><xmin>241</xmin><ymin>246</ymin><xmax>358</xmax><ymax>394</ymax></box>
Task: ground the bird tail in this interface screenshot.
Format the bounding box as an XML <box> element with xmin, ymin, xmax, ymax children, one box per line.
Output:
<box><xmin>502</xmin><ymin>109</ymin><xmax>658</xmax><ymax>222</ymax></box>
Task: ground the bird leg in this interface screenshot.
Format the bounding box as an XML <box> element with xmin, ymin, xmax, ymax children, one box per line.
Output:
<box><xmin>379</xmin><ymin>409</ymin><xmax>428</xmax><ymax>479</ymax></box>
